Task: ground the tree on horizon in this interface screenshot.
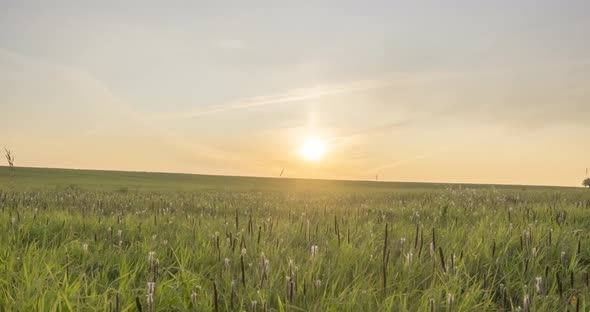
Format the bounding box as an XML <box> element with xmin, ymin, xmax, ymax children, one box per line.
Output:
<box><xmin>4</xmin><ymin>148</ymin><xmax>14</xmax><ymax>169</ymax></box>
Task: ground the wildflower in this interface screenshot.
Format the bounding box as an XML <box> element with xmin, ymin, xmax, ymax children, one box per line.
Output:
<box><xmin>82</xmin><ymin>243</ymin><xmax>89</xmax><ymax>252</ymax></box>
<box><xmin>448</xmin><ymin>294</ymin><xmax>454</xmax><ymax>310</ymax></box>
<box><xmin>147</xmin><ymin>282</ymin><xmax>156</xmax><ymax>310</ymax></box>
<box><xmin>535</xmin><ymin>277</ymin><xmax>542</xmax><ymax>295</ymax></box>
<box><xmin>314</xmin><ymin>279</ymin><xmax>322</xmax><ymax>288</ymax></box>
<box><xmin>406</xmin><ymin>251</ymin><xmax>413</xmax><ymax>266</ymax></box>
<box><xmin>147</xmin><ymin>282</ymin><xmax>156</xmax><ymax>293</ymax></box>
<box><xmin>241</xmin><ymin>248</ymin><xmax>247</xmax><ymax>256</ymax></box>
<box><xmin>311</xmin><ymin>245</ymin><xmax>319</xmax><ymax>258</ymax></box>
<box><xmin>260</xmin><ymin>253</ymin><xmax>270</xmax><ymax>276</ymax></box>
<box><xmin>224</xmin><ymin>258</ymin><xmax>231</xmax><ymax>270</ymax></box>
<box><xmin>190</xmin><ymin>286</ymin><xmax>200</xmax><ymax>305</ymax></box>
<box><xmin>523</xmin><ymin>294</ymin><xmax>530</xmax><ymax>312</ymax></box>
<box><xmin>148</xmin><ymin>251</ymin><xmax>156</xmax><ymax>265</ymax></box>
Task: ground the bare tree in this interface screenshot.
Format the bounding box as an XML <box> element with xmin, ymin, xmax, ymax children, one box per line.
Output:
<box><xmin>583</xmin><ymin>178</ymin><xmax>590</xmax><ymax>188</ymax></box>
<box><xmin>4</xmin><ymin>148</ymin><xmax>14</xmax><ymax>169</ymax></box>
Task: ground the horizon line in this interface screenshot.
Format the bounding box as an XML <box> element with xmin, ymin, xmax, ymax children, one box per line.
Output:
<box><xmin>0</xmin><ymin>165</ymin><xmax>580</xmax><ymax>189</ymax></box>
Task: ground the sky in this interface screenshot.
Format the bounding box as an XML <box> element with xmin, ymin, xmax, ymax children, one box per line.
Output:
<box><xmin>1</xmin><ymin>0</ymin><xmax>589</xmax><ymax>186</ymax></box>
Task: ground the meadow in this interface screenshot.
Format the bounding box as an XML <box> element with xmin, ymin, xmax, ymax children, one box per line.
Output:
<box><xmin>1</xmin><ymin>167</ymin><xmax>590</xmax><ymax>311</ymax></box>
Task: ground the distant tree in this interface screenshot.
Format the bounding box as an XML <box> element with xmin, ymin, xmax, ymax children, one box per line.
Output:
<box><xmin>4</xmin><ymin>148</ymin><xmax>14</xmax><ymax>169</ymax></box>
<box><xmin>584</xmin><ymin>178</ymin><xmax>590</xmax><ymax>188</ymax></box>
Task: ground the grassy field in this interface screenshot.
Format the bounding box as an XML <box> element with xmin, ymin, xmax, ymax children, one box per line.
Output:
<box><xmin>1</xmin><ymin>166</ymin><xmax>589</xmax><ymax>311</ymax></box>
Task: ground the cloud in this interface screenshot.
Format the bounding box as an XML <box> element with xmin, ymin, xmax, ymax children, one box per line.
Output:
<box><xmin>148</xmin><ymin>78</ymin><xmax>393</xmax><ymax>121</ymax></box>
<box><xmin>366</xmin><ymin>155</ymin><xmax>431</xmax><ymax>173</ymax></box>
<box><xmin>0</xmin><ymin>48</ymin><xmax>256</xmax><ymax>172</ymax></box>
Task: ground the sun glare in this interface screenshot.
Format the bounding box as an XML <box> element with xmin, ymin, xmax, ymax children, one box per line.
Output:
<box><xmin>300</xmin><ymin>138</ymin><xmax>326</xmax><ymax>161</ymax></box>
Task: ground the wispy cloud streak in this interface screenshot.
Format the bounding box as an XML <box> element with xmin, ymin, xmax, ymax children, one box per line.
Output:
<box><xmin>366</xmin><ymin>155</ymin><xmax>430</xmax><ymax>173</ymax></box>
<box><xmin>149</xmin><ymin>79</ymin><xmax>392</xmax><ymax>121</ymax></box>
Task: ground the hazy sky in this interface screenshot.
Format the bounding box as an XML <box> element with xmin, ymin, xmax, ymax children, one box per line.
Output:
<box><xmin>1</xmin><ymin>1</ymin><xmax>589</xmax><ymax>186</ymax></box>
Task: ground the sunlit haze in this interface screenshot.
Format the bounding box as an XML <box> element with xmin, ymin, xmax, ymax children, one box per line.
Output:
<box><xmin>300</xmin><ymin>138</ymin><xmax>326</xmax><ymax>162</ymax></box>
<box><xmin>1</xmin><ymin>1</ymin><xmax>589</xmax><ymax>186</ymax></box>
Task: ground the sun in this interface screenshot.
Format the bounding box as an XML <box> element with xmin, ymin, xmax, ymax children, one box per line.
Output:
<box><xmin>299</xmin><ymin>138</ymin><xmax>326</xmax><ymax>161</ymax></box>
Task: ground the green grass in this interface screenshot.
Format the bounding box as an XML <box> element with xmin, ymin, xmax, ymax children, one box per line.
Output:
<box><xmin>1</xmin><ymin>166</ymin><xmax>589</xmax><ymax>311</ymax></box>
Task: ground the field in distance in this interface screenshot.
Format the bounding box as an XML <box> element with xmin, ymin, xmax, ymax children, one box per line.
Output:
<box><xmin>0</xmin><ymin>166</ymin><xmax>572</xmax><ymax>193</ymax></box>
<box><xmin>1</xmin><ymin>166</ymin><xmax>589</xmax><ymax>311</ymax></box>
